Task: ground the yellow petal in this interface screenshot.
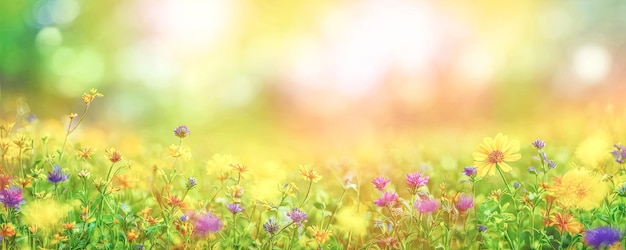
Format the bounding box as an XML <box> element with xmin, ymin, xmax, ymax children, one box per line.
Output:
<box><xmin>503</xmin><ymin>153</ymin><xmax>521</xmax><ymax>162</ymax></box>
<box><xmin>498</xmin><ymin>162</ymin><xmax>512</xmax><ymax>172</ymax></box>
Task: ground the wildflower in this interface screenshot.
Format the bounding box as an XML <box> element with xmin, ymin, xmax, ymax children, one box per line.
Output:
<box><xmin>308</xmin><ymin>225</ymin><xmax>333</xmax><ymax>244</ymax></box>
<box><xmin>127</xmin><ymin>229</ymin><xmax>139</xmax><ymax>242</ymax></box>
<box><xmin>406</xmin><ymin>172</ymin><xmax>429</xmax><ymax>188</ymax></box>
<box><xmin>462</xmin><ymin>166</ymin><xmax>477</xmax><ymax>177</ymax></box>
<box><xmin>68</xmin><ymin>113</ymin><xmax>77</xmax><ymax>119</ymax></box>
<box><xmin>81</xmin><ymin>88</ymin><xmax>103</xmax><ymax>104</ymax></box>
<box><xmin>414</xmin><ymin>198</ymin><xmax>439</xmax><ymax>214</ymax></box>
<box><xmin>371</xmin><ymin>176</ymin><xmax>390</xmax><ymax>192</ymax></box>
<box><xmin>166</xmin><ymin>144</ymin><xmax>191</xmax><ymax>159</ymax></box>
<box><xmin>299</xmin><ymin>164</ymin><xmax>322</xmax><ymax>183</ymax></box>
<box><xmin>174</xmin><ymin>125</ymin><xmax>191</xmax><ymax>138</ymax></box>
<box><xmin>227</xmin><ymin>185</ymin><xmax>244</xmax><ymax>199</ymax></box>
<box><xmin>513</xmin><ymin>182</ymin><xmax>520</xmax><ymax>189</ymax></box>
<box><xmin>105</xmin><ymin>147</ymin><xmax>122</xmax><ymax>163</ymax></box>
<box><xmin>226</xmin><ymin>203</ymin><xmax>244</xmax><ymax>214</ymax></box>
<box><xmin>1</xmin><ymin>223</ymin><xmax>15</xmax><ymax>237</ymax></box>
<box><xmin>180</xmin><ymin>215</ymin><xmax>189</xmax><ymax>222</ymax></box>
<box><xmin>186</xmin><ymin>177</ymin><xmax>197</xmax><ymax>189</ymax></box>
<box><xmin>263</xmin><ymin>219</ymin><xmax>279</xmax><ymax>234</ymax></box>
<box><xmin>550</xmin><ymin>212</ymin><xmax>583</xmax><ymax>234</ymax></box>
<box><xmin>0</xmin><ymin>186</ymin><xmax>24</xmax><ymax>209</ymax></box>
<box><xmin>75</xmin><ymin>147</ymin><xmax>96</xmax><ymax>160</ymax></box>
<box><xmin>47</xmin><ymin>164</ymin><xmax>69</xmax><ymax>184</ymax></box>
<box><xmin>374</xmin><ymin>192</ymin><xmax>399</xmax><ymax>207</ymax></box>
<box><xmin>63</xmin><ymin>222</ymin><xmax>76</xmax><ymax>231</ymax></box>
<box><xmin>0</xmin><ymin>174</ymin><xmax>10</xmax><ymax>190</ymax></box>
<box><xmin>472</xmin><ymin>133</ymin><xmax>521</xmax><ymax>177</ymax></box>
<box><xmin>52</xmin><ymin>233</ymin><xmax>68</xmax><ymax>243</ymax></box>
<box><xmin>611</xmin><ymin>143</ymin><xmax>626</xmax><ymax>164</ymax></box>
<box><xmin>287</xmin><ymin>207</ymin><xmax>308</xmax><ymax>227</ymax></box>
<box><xmin>193</xmin><ymin>212</ymin><xmax>223</xmax><ymax>237</ymax></box>
<box><xmin>455</xmin><ymin>194</ymin><xmax>474</xmax><ymax>213</ymax></box>
<box><xmin>584</xmin><ymin>226</ymin><xmax>621</xmax><ymax>249</ymax></box>
<box><xmin>230</xmin><ymin>163</ymin><xmax>248</xmax><ymax>173</ymax></box>
<box><xmin>546</xmin><ymin>168</ymin><xmax>610</xmax><ymax>210</ymax></box>
<box><xmin>114</xmin><ymin>175</ymin><xmax>136</xmax><ymax>189</ymax></box>
<box><xmin>477</xmin><ymin>225</ymin><xmax>487</xmax><ymax>232</ymax></box>
<box><xmin>575</xmin><ymin>131</ymin><xmax>612</xmax><ymax>171</ymax></box>
<box><xmin>377</xmin><ymin>237</ymin><xmax>400</xmax><ymax>249</ymax></box>
<box><xmin>528</xmin><ymin>167</ymin><xmax>537</xmax><ymax>174</ymax></box>
<box><xmin>165</xmin><ymin>195</ymin><xmax>187</xmax><ymax>209</ymax></box>
<box><xmin>532</xmin><ymin>139</ymin><xmax>546</xmax><ymax>150</ymax></box>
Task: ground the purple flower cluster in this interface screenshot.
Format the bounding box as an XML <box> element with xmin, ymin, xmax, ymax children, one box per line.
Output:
<box><xmin>0</xmin><ymin>186</ymin><xmax>25</xmax><ymax>209</ymax></box>
<box><xmin>414</xmin><ymin>199</ymin><xmax>439</xmax><ymax>214</ymax></box>
<box><xmin>174</xmin><ymin>125</ymin><xmax>191</xmax><ymax>138</ymax></box>
<box><xmin>455</xmin><ymin>194</ymin><xmax>474</xmax><ymax>213</ymax></box>
<box><xmin>371</xmin><ymin>176</ymin><xmax>390</xmax><ymax>192</ymax></box>
<box><xmin>226</xmin><ymin>203</ymin><xmax>244</xmax><ymax>214</ymax></box>
<box><xmin>47</xmin><ymin>164</ymin><xmax>69</xmax><ymax>184</ymax></box>
<box><xmin>263</xmin><ymin>219</ymin><xmax>279</xmax><ymax>234</ymax></box>
<box><xmin>584</xmin><ymin>226</ymin><xmax>621</xmax><ymax>249</ymax></box>
<box><xmin>462</xmin><ymin>166</ymin><xmax>477</xmax><ymax>177</ymax></box>
<box><xmin>532</xmin><ymin>139</ymin><xmax>545</xmax><ymax>150</ymax></box>
<box><xmin>406</xmin><ymin>172</ymin><xmax>429</xmax><ymax>188</ymax></box>
<box><xmin>194</xmin><ymin>212</ymin><xmax>223</xmax><ymax>237</ymax></box>
<box><xmin>612</xmin><ymin>143</ymin><xmax>626</xmax><ymax>164</ymax></box>
<box><xmin>286</xmin><ymin>207</ymin><xmax>307</xmax><ymax>227</ymax></box>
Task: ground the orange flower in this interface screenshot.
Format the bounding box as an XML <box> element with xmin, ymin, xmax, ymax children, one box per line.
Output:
<box><xmin>127</xmin><ymin>229</ymin><xmax>139</xmax><ymax>242</ymax></box>
<box><xmin>63</xmin><ymin>222</ymin><xmax>76</xmax><ymax>231</ymax></box>
<box><xmin>299</xmin><ymin>164</ymin><xmax>322</xmax><ymax>183</ymax></box>
<box><xmin>166</xmin><ymin>195</ymin><xmax>187</xmax><ymax>209</ymax></box>
<box><xmin>114</xmin><ymin>175</ymin><xmax>136</xmax><ymax>189</ymax></box>
<box><xmin>75</xmin><ymin>147</ymin><xmax>96</xmax><ymax>160</ymax></box>
<box><xmin>230</xmin><ymin>163</ymin><xmax>248</xmax><ymax>173</ymax></box>
<box><xmin>1</xmin><ymin>223</ymin><xmax>16</xmax><ymax>237</ymax></box>
<box><xmin>105</xmin><ymin>147</ymin><xmax>122</xmax><ymax>163</ymax></box>
<box><xmin>550</xmin><ymin>212</ymin><xmax>583</xmax><ymax>234</ymax></box>
<box><xmin>308</xmin><ymin>226</ymin><xmax>333</xmax><ymax>244</ymax></box>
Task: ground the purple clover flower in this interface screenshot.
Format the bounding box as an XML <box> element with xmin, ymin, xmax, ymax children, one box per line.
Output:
<box><xmin>286</xmin><ymin>207</ymin><xmax>307</xmax><ymax>227</ymax></box>
<box><xmin>371</xmin><ymin>176</ymin><xmax>390</xmax><ymax>192</ymax></box>
<box><xmin>0</xmin><ymin>186</ymin><xmax>25</xmax><ymax>209</ymax></box>
<box><xmin>226</xmin><ymin>203</ymin><xmax>244</xmax><ymax>214</ymax></box>
<box><xmin>47</xmin><ymin>164</ymin><xmax>69</xmax><ymax>184</ymax></box>
<box><xmin>584</xmin><ymin>226</ymin><xmax>621</xmax><ymax>249</ymax></box>
<box><xmin>174</xmin><ymin>125</ymin><xmax>191</xmax><ymax>138</ymax></box>
<box><xmin>455</xmin><ymin>194</ymin><xmax>474</xmax><ymax>213</ymax></box>
<box><xmin>263</xmin><ymin>219</ymin><xmax>279</xmax><ymax>234</ymax></box>
<box><xmin>406</xmin><ymin>172</ymin><xmax>429</xmax><ymax>188</ymax></box>
<box><xmin>414</xmin><ymin>199</ymin><xmax>439</xmax><ymax>214</ymax></box>
<box><xmin>477</xmin><ymin>225</ymin><xmax>487</xmax><ymax>232</ymax></box>
<box><xmin>194</xmin><ymin>212</ymin><xmax>223</xmax><ymax>237</ymax></box>
<box><xmin>186</xmin><ymin>177</ymin><xmax>197</xmax><ymax>189</ymax></box>
<box><xmin>374</xmin><ymin>192</ymin><xmax>399</xmax><ymax>207</ymax></box>
<box><xmin>611</xmin><ymin>143</ymin><xmax>626</xmax><ymax>164</ymax></box>
<box><xmin>532</xmin><ymin>139</ymin><xmax>545</xmax><ymax>150</ymax></box>
<box><xmin>462</xmin><ymin>166</ymin><xmax>477</xmax><ymax>177</ymax></box>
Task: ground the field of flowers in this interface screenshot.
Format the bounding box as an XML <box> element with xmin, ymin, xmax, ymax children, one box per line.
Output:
<box><xmin>1</xmin><ymin>88</ymin><xmax>625</xmax><ymax>250</ymax></box>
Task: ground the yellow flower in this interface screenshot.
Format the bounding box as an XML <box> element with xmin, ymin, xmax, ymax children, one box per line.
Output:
<box><xmin>547</xmin><ymin>167</ymin><xmax>610</xmax><ymax>210</ymax></box>
<box><xmin>307</xmin><ymin>225</ymin><xmax>333</xmax><ymax>244</ymax></box>
<box><xmin>105</xmin><ymin>147</ymin><xmax>122</xmax><ymax>163</ymax></box>
<box><xmin>21</xmin><ymin>199</ymin><xmax>72</xmax><ymax>229</ymax></box>
<box><xmin>81</xmin><ymin>88</ymin><xmax>103</xmax><ymax>104</ymax></box>
<box><xmin>299</xmin><ymin>164</ymin><xmax>322</xmax><ymax>183</ymax></box>
<box><xmin>75</xmin><ymin>147</ymin><xmax>96</xmax><ymax>160</ymax></box>
<box><xmin>575</xmin><ymin>130</ymin><xmax>612</xmax><ymax>172</ymax></box>
<box><xmin>472</xmin><ymin>133</ymin><xmax>521</xmax><ymax>177</ymax></box>
<box><xmin>334</xmin><ymin>204</ymin><xmax>369</xmax><ymax>237</ymax></box>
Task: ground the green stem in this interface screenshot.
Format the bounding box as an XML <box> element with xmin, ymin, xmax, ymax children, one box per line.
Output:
<box><xmin>299</xmin><ymin>179</ymin><xmax>313</xmax><ymax>207</ymax></box>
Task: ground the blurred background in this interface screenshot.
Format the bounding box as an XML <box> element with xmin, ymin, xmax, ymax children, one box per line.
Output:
<box><xmin>2</xmin><ymin>0</ymin><xmax>626</xmax><ymax>168</ymax></box>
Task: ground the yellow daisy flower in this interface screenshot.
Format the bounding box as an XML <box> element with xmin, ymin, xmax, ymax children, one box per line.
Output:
<box><xmin>472</xmin><ymin>133</ymin><xmax>521</xmax><ymax>177</ymax></box>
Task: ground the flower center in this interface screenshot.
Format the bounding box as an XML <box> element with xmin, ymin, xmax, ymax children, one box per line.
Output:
<box><xmin>487</xmin><ymin>150</ymin><xmax>504</xmax><ymax>164</ymax></box>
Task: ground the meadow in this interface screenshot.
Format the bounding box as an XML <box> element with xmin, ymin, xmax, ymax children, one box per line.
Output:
<box><xmin>1</xmin><ymin>88</ymin><xmax>625</xmax><ymax>250</ymax></box>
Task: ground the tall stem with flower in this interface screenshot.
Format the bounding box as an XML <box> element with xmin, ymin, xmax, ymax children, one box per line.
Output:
<box><xmin>59</xmin><ymin>89</ymin><xmax>103</xmax><ymax>161</ymax></box>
